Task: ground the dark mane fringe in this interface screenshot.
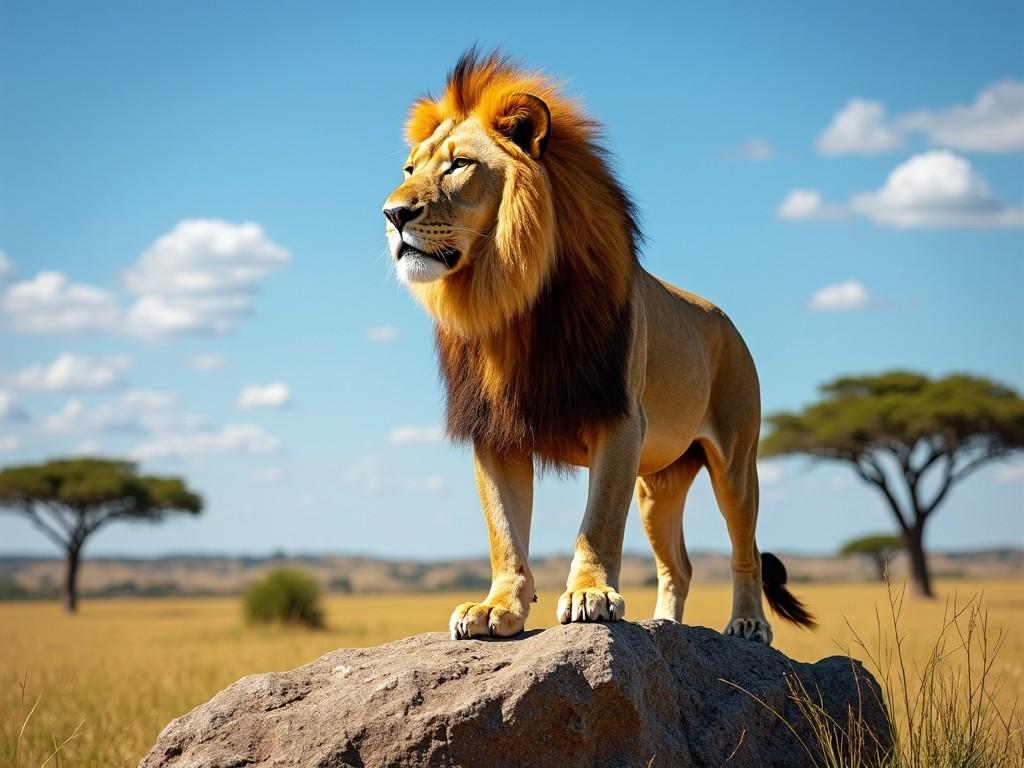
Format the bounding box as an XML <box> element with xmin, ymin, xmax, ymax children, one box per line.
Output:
<box><xmin>432</xmin><ymin>49</ymin><xmax>643</xmax><ymax>467</ymax></box>
<box><xmin>437</xmin><ymin>274</ymin><xmax>634</xmax><ymax>470</ymax></box>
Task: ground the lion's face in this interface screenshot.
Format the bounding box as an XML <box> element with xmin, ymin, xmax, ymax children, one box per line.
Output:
<box><xmin>383</xmin><ymin>118</ymin><xmax>510</xmax><ymax>285</ymax></box>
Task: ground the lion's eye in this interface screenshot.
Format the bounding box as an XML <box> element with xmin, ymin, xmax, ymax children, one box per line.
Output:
<box><xmin>449</xmin><ymin>157</ymin><xmax>473</xmax><ymax>172</ymax></box>
<box><xmin>403</xmin><ymin>164</ymin><xmax>414</xmax><ymax>176</ymax></box>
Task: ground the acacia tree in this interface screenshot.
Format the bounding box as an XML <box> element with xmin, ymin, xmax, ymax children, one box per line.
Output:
<box><xmin>762</xmin><ymin>372</ymin><xmax>1024</xmax><ymax>598</ymax></box>
<box><xmin>839</xmin><ymin>533</ymin><xmax>904</xmax><ymax>582</ymax></box>
<box><xmin>0</xmin><ymin>458</ymin><xmax>202</xmax><ymax>612</ymax></box>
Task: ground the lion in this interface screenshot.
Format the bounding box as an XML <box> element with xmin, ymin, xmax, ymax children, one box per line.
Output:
<box><xmin>382</xmin><ymin>49</ymin><xmax>814</xmax><ymax>644</ymax></box>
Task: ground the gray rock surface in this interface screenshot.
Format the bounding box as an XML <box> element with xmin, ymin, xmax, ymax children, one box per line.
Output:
<box><xmin>141</xmin><ymin>620</ymin><xmax>891</xmax><ymax>768</ymax></box>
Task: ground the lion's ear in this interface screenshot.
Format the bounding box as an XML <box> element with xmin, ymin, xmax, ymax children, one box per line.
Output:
<box><xmin>405</xmin><ymin>98</ymin><xmax>444</xmax><ymax>145</ymax></box>
<box><xmin>493</xmin><ymin>93</ymin><xmax>551</xmax><ymax>160</ymax></box>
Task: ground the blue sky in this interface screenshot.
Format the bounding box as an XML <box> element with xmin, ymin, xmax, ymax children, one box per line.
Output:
<box><xmin>1</xmin><ymin>1</ymin><xmax>1021</xmax><ymax>559</ymax></box>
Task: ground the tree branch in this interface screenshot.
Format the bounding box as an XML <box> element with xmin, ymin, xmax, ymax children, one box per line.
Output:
<box><xmin>1</xmin><ymin>502</ymin><xmax>70</xmax><ymax>549</ymax></box>
<box><xmin>850</xmin><ymin>455</ymin><xmax>912</xmax><ymax>532</ymax></box>
<box><xmin>919</xmin><ymin>447</ymin><xmax>1007</xmax><ymax>518</ymax></box>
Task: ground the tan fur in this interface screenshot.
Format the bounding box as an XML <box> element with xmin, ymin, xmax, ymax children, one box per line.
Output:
<box><xmin>384</xmin><ymin>51</ymin><xmax>774</xmax><ymax>643</ymax></box>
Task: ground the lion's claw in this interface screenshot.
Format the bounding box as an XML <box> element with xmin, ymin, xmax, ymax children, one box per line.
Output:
<box><xmin>556</xmin><ymin>587</ymin><xmax>625</xmax><ymax>624</ymax></box>
<box><xmin>723</xmin><ymin>616</ymin><xmax>773</xmax><ymax>645</ymax></box>
<box><xmin>449</xmin><ymin>601</ymin><xmax>525</xmax><ymax>640</ymax></box>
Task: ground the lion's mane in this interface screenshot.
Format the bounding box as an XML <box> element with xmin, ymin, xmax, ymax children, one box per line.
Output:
<box><xmin>405</xmin><ymin>50</ymin><xmax>642</xmax><ymax>467</ymax></box>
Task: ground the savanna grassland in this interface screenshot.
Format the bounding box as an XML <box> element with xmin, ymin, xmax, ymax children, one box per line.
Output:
<box><xmin>2</xmin><ymin>580</ymin><xmax>1022</xmax><ymax>767</ymax></box>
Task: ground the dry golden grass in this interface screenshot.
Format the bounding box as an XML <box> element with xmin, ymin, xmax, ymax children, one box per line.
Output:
<box><xmin>1</xmin><ymin>579</ymin><xmax>1022</xmax><ymax>767</ymax></box>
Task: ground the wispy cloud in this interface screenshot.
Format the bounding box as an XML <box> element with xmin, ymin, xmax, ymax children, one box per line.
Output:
<box><xmin>817</xmin><ymin>80</ymin><xmax>1024</xmax><ymax>154</ymax></box>
<box><xmin>387</xmin><ymin>424</ymin><xmax>444</xmax><ymax>444</ymax></box>
<box><xmin>43</xmin><ymin>390</ymin><xmax>181</xmax><ymax>434</ymax></box>
<box><xmin>0</xmin><ymin>251</ymin><xmax>14</xmax><ymax>281</ymax></box>
<box><xmin>11</xmin><ymin>352</ymin><xmax>132</xmax><ymax>392</ymax></box>
<box><xmin>237</xmin><ymin>382</ymin><xmax>291</xmax><ymax>409</ymax></box>
<box><xmin>722</xmin><ymin>137</ymin><xmax>775</xmax><ymax>162</ymax></box>
<box><xmin>188</xmin><ymin>353</ymin><xmax>228</xmax><ymax>372</ymax></box>
<box><xmin>132</xmin><ymin>424</ymin><xmax>280</xmax><ymax>460</ymax></box>
<box><xmin>366</xmin><ymin>325</ymin><xmax>399</xmax><ymax>342</ymax></box>
<box><xmin>0</xmin><ymin>390</ymin><xmax>29</xmax><ymax>423</ymax></box>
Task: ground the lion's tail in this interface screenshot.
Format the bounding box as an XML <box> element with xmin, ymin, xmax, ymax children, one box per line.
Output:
<box><xmin>761</xmin><ymin>552</ymin><xmax>817</xmax><ymax>629</ymax></box>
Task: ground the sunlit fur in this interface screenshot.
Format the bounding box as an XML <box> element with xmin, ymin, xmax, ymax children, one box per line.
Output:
<box><xmin>400</xmin><ymin>50</ymin><xmax>641</xmax><ymax>465</ymax></box>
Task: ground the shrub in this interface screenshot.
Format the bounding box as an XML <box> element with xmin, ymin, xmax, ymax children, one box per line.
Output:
<box><xmin>244</xmin><ymin>568</ymin><xmax>325</xmax><ymax>629</ymax></box>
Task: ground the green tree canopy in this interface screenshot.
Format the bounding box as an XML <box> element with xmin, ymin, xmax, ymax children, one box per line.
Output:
<box><xmin>839</xmin><ymin>533</ymin><xmax>905</xmax><ymax>582</ymax></box>
<box><xmin>0</xmin><ymin>458</ymin><xmax>202</xmax><ymax>611</ymax></box>
<box><xmin>839</xmin><ymin>534</ymin><xmax>905</xmax><ymax>558</ymax></box>
<box><xmin>763</xmin><ymin>372</ymin><xmax>1024</xmax><ymax>596</ymax></box>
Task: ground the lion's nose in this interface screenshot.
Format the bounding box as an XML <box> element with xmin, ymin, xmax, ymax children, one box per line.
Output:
<box><xmin>383</xmin><ymin>205</ymin><xmax>423</xmax><ymax>232</ymax></box>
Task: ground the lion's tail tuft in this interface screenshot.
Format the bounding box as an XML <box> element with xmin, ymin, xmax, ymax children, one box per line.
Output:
<box><xmin>761</xmin><ymin>552</ymin><xmax>817</xmax><ymax>629</ymax></box>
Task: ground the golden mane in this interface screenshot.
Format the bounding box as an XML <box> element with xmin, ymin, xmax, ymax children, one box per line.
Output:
<box><xmin>406</xmin><ymin>49</ymin><xmax>642</xmax><ymax>465</ymax></box>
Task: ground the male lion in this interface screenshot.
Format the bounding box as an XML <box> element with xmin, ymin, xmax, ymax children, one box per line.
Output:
<box><xmin>382</xmin><ymin>50</ymin><xmax>814</xmax><ymax>644</ymax></box>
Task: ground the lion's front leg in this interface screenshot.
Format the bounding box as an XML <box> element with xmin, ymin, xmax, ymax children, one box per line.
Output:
<box><xmin>450</xmin><ymin>447</ymin><xmax>534</xmax><ymax>640</ymax></box>
<box><xmin>557</xmin><ymin>406</ymin><xmax>644</xmax><ymax>625</ymax></box>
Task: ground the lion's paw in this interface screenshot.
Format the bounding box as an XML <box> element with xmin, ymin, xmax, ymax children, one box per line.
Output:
<box><xmin>723</xmin><ymin>617</ymin><xmax>773</xmax><ymax>645</ymax></box>
<box><xmin>556</xmin><ymin>587</ymin><xmax>625</xmax><ymax>624</ymax></box>
<box><xmin>449</xmin><ymin>602</ymin><xmax>525</xmax><ymax>640</ymax></box>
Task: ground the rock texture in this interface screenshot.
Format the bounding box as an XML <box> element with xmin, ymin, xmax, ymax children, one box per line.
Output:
<box><xmin>141</xmin><ymin>621</ymin><xmax>890</xmax><ymax>768</ymax></box>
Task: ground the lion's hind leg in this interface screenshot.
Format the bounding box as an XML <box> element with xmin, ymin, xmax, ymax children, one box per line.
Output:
<box><xmin>702</xmin><ymin>436</ymin><xmax>774</xmax><ymax>645</ymax></box>
<box><xmin>637</xmin><ymin>446</ymin><xmax>704</xmax><ymax>622</ymax></box>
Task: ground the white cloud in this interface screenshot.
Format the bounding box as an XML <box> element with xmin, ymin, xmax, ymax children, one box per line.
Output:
<box><xmin>809</xmin><ymin>280</ymin><xmax>872</xmax><ymax>311</ymax></box>
<box><xmin>237</xmin><ymin>382</ymin><xmax>291</xmax><ymax>409</ymax></box>
<box><xmin>817</xmin><ymin>99</ymin><xmax>904</xmax><ymax>155</ymax></box>
<box><xmin>776</xmin><ymin>189</ymin><xmax>846</xmax><ymax>221</ymax></box>
<box><xmin>132</xmin><ymin>423</ymin><xmax>280</xmax><ymax>460</ymax></box>
<box><xmin>366</xmin><ymin>326</ymin><xmax>399</xmax><ymax>342</ymax></box>
<box><xmin>780</xmin><ymin>152</ymin><xmax>1024</xmax><ymax>229</ymax></box>
<box><xmin>0</xmin><ymin>435</ymin><xmax>19</xmax><ymax>452</ymax></box>
<box><xmin>387</xmin><ymin>424</ymin><xmax>445</xmax><ymax>444</ymax></box>
<box><xmin>122</xmin><ymin>219</ymin><xmax>291</xmax><ymax>340</ymax></box>
<box><xmin>2</xmin><ymin>271</ymin><xmax>120</xmax><ymax>334</ymax></box>
<box><xmin>0</xmin><ymin>390</ymin><xmax>28</xmax><ymax>422</ymax></box>
<box><xmin>188</xmin><ymin>353</ymin><xmax>228</xmax><ymax>371</ymax></box>
<box><xmin>11</xmin><ymin>353</ymin><xmax>132</xmax><ymax>392</ymax></box>
<box><xmin>817</xmin><ymin>81</ymin><xmax>1024</xmax><ymax>155</ymax></box>
<box><xmin>851</xmin><ymin>150</ymin><xmax>1024</xmax><ymax>228</ymax></box>
<box><xmin>43</xmin><ymin>390</ymin><xmax>180</xmax><ymax>434</ymax></box>
<box><xmin>899</xmin><ymin>80</ymin><xmax>1024</xmax><ymax>153</ymax></box>
<box><xmin>0</xmin><ymin>251</ymin><xmax>13</xmax><ymax>281</ymax></box>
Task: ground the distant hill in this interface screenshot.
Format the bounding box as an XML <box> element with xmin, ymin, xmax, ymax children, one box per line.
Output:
<box><xmin>1</xmin><ymin>548</ymin><xmax>1021</xmax><ymax>600</ymax></box>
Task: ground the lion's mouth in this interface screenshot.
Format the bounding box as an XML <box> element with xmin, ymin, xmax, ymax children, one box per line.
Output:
<box><xmin>397</xmin><ymin>243</ymin><xmax>460</xmax><ymax>269</ymax></box>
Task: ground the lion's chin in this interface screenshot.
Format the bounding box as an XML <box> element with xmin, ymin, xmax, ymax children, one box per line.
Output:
<box><xmin>396</xmin><ymin>251</ymin><xmax>451</xmax><ymax>285</ymax></box>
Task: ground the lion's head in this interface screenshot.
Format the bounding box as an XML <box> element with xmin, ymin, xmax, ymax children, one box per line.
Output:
<box><xmin>383</xmin><ymin>49</ymin><xmax>639</xmax><ymax>339</ymax></box>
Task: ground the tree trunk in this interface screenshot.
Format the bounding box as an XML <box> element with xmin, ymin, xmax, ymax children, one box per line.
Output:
<box><xmin>871</xmin><ymin>554</ymin><xmax>887</xmax><ymax>583</ymax></box>
<box><xmin>903</xmin><ymin>525</ymin><xmax>933</xmax><ymax>598</ymax></box>
<box><xmin>64</xmin><ymin>545</ymin><xmax>81</xmax><ymax>613</ymax></box>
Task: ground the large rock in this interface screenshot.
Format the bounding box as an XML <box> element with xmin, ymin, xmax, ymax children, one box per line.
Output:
<box><xmin>141</xmin><ymin>621</ymin><xmax>890</xmax><ymax>768</ymax></box>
